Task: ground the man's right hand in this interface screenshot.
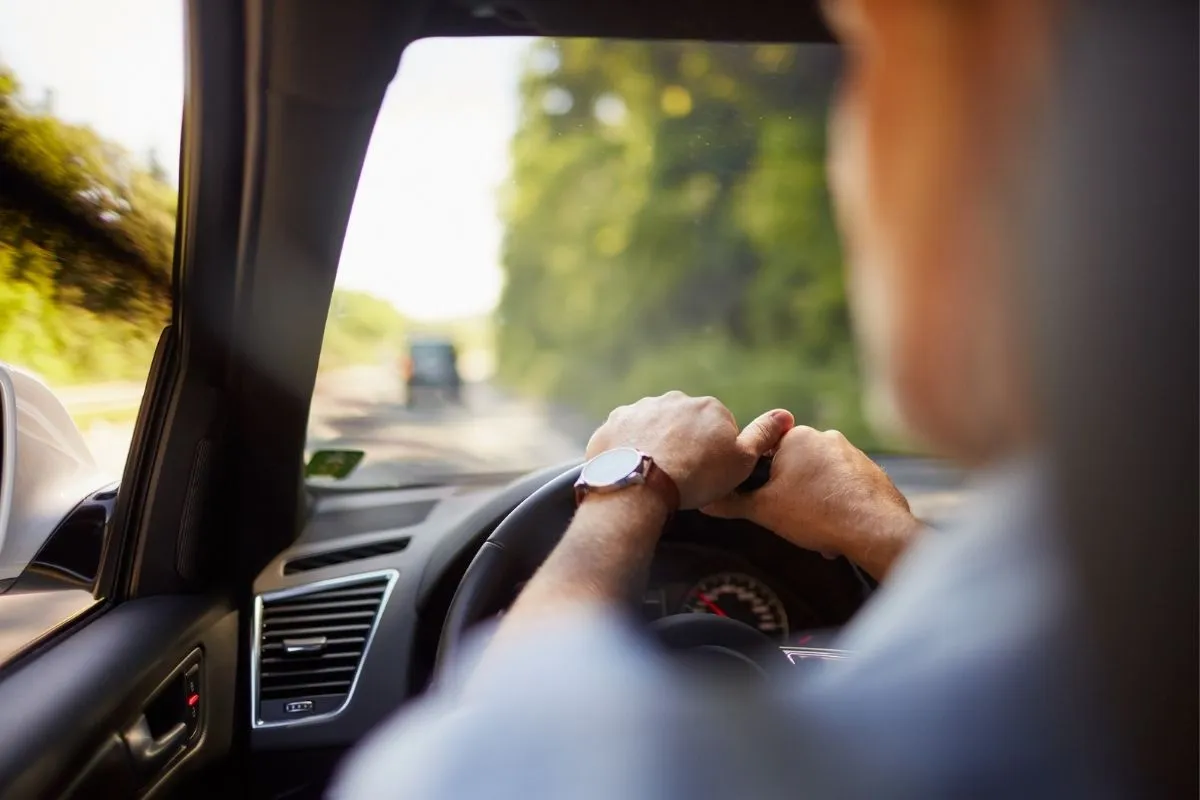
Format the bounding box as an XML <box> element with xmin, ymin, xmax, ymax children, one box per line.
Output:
<box><xmin>703</xmin><ymin>425</ymin><xmax>922</xmax><ymax>580</ymax></box>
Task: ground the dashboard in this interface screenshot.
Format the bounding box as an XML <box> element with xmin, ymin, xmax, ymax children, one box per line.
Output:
<box><xmin>248</xmin><ymin>458</ymin><xmax>961</xmax><ymax>761</ymax></box>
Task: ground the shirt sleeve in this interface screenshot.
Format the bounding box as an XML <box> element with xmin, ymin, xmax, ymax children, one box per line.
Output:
<box><xmin>329</xmin><ymin>607</ymin><xmax>821</xmax><ymax>800</ymax></box>
<box><xmin>327</xmin><ymin>608</ymin><xmax>672</xmax><ymax>800</ymax></box>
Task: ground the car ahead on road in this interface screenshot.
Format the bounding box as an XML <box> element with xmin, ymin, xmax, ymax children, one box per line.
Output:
<box><xmin>402</xmin><ymin>337</ymin><xmax>462</xmax><ymax>408</ymax></box>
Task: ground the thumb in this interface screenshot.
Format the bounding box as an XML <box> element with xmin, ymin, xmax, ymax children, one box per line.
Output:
<box><xmin>737</xmin><ymin>408</ymin><xmax>794</xmax><ymax>458</ymax></box>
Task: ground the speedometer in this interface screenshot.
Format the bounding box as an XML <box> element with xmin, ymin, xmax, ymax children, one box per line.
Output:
<box><xmin>680</xmin><ymin>572</ymin><xmax>789</xmax><ymax>639</ymax></box>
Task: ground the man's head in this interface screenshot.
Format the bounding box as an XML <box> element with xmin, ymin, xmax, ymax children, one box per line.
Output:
<box><xmin>824</xmin><ymin>0</ymin><xmax>1060</xmax><ymax>465</ymax></box>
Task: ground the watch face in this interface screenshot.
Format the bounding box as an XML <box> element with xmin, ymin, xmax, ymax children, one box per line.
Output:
<box><xmin>582</xmin><ymin>447</ymin><xmax>644</xmax><ymax>488</ymax></box>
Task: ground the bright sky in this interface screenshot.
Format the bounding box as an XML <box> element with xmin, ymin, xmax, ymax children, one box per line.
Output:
<box><xmin>0</xmin><ymin>1</ymin><xmax>528</xmax><ymax>321</ymax></box>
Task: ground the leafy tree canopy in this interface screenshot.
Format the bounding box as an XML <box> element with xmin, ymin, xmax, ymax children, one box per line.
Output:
<box><xmin>496</xmin><ymin>41</ymin><xmax>881</xmax><ymax>446</ymax></box>
<box><xmin>0</xmin><ymin>68</ymin><xmax>174</xmax><ymax>319</ymax></box>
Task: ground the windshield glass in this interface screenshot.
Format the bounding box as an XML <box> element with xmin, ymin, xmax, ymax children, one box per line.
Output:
<box><xmin>307</xmin><ymin>37</ymin><xmax>878</xmax><ymax>489</ymax></box>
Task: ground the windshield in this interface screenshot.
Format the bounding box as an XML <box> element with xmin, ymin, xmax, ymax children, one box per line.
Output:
<box><xmin>306</xmin><ymin>37</ymin><xmax>874</xmax><ymax>489</ymax></box>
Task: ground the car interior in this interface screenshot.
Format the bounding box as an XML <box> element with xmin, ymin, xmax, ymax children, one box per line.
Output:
<box><xmin>0</xmin><ymin>1</ymin><xmax>1192</xmax><ymax>799</ymax></box>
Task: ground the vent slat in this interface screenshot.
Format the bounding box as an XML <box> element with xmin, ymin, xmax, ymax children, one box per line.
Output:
<box><xmin>261</xmin><ymin>679</ymin><xmax>352</xmax><ymax>699</ymax></box>
<box><xmin>267</xmin><ymin>614</ymin><xmax>379</xmax><ymax>623</ymax></box>
<box><xmin>263</xmin><ymin>655</ymin><xmax>363</xmax><ymax>671</ymax></box>
<box><xmin>264</xmin><ymin>610</ymin><xmax>377</xmax><ymax>626</ymax></box>
<box><xmin>261</xmin><ymin>645</ymin><xmax>364</xmax><ymax>659</ymax></box>
<box><xmin>256</xmin><ymin>575</ymin><xmax>391</xmax><ymax>712</ymax></box>
<box><xmin>261</xmin><ymin>664</ymin><xmax>358</xmax><ymax>679</ymax></box>
<box><xmin>267</xmin><ymin>584</ymin><xmax>388</xmax><ymax>606</ymax></box>
<box><xmin>284</xmin><ymin>539</ymin><xmax>410</xmax><ymax>575</ymax></box>
<box><xmin>302</xmin><ymin>585</ymin><xmax>390</xmax><ymax>599</ymax></box>
<box><xmin>269</xmin><ymin>587</ymin><xmax>385</xmax><ymax>604</ymax></box>
<box><xmin>259</xmin><ymin>642</ymin><xmax>360</xmax><ymax>652</ymax></box>
<box><xmin>269</xmin><ymin>595</ymin><xmax>382</xmax><ymax>609</ymax></box>
<box><xmin>261</xmin><ymin>624</ymin><xmax>371</xmax><ymax>640</ymax></box>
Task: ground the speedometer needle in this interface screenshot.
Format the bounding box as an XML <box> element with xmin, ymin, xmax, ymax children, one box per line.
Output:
<box><xmin>696</xmin><ymin>592</ymin><xmax>728</xmax><ymax>617</ymax></box>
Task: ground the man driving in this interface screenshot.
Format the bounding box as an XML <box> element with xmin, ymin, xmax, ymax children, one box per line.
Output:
<box><xmin>333</xmin><ymin>0</ymin><xmax>1127</xmax><ymax>796</ymax></box>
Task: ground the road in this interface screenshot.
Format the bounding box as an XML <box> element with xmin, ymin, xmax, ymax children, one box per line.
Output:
<box><xmin>71</xmin><ymin>366</ymin><xmax>587</xmax><ymax>485</ymax></box>
<box><xmin>305</xmin><ymin>367</ymin><xmax>587</xmax><ymax>488</ymax></box>
<box><xmin>71</xmin><ymin>365</ymin><xmax>970</xmax><ymax>521</ymax></box>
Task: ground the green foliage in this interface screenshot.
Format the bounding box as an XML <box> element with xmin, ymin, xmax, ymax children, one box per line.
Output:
<box><xmin>319</xmin><ymin>289</ymin><xmax>408</xmax><ymax>369</ymax></box>
<box><xmin>0</xmin><ymin>66</ymin><xmax>418</xmax><ymax>387</ymax></box>
<box><xmin>0</xmin><ymin>68</ymin><xmax>174</xmax><ymax>317</ymax></box>
<box><xmin>0</xmin><ymin>239</ymin><xmax>162</xmax><ymax>384</ymax></box>
<box><xmin>497</xmin><ymin>40</ymin><xmax>879</xmax><ymax>445</ymax></box>
<box><xmin>0</xmin><ymin>67</ymin><xmax>172</xmax><ymax>385</ymax></box>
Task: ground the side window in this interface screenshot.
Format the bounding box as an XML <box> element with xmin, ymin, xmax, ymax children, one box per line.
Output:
<box><xmin>0</xmin><ymin>0</ymin><xmax>184</xmax><ymax>664</ymax></box>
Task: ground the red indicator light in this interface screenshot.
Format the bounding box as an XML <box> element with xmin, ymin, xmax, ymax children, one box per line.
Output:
<box><xmin>187</xmin><ymin>693</ymin><xmax>200</xmax><ymax>707</ymax></box>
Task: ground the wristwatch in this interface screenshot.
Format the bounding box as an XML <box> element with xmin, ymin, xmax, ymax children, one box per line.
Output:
<box><xmin>573</xmin><ymin>447</ymin><xmax>680</xmax><ymax>512</ymax></box>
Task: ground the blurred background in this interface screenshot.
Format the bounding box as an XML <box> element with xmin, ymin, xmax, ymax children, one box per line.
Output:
<box><xmin>0</xmin><ymin>13</ymin><xmax>967</xmax><ymax>520</ymax></box>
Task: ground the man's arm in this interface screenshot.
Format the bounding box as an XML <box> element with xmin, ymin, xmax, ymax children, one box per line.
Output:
<box><xmin>505</xmin><ymin>489</ymin><xmax>666</xmax><ymax>622</ymax></box>
<box><xmin>485</xmin><ymin>397</ymin><xmax>923</xmax><ymax>668</ymax></box>
<box><xmin>484</xmin><ymin>392</ymin><xmax>793</xmax><ymax>653</ymax></box>
<box><xmin>488</xmin><ymin>487</ymin><xmax>668</xmax><ymax>649</ymax></box>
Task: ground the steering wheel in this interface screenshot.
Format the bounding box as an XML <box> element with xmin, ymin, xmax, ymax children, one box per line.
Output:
<box><xmin>435</xmin><ymin>462</ymin><xmax>792</xmax><ymax>682</ymax></box>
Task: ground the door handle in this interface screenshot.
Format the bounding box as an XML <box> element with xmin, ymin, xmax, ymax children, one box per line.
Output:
<box><xmin>122</xmin><ymin>716</ymin><xmax>187</xmax><ymax>772</ymax></box>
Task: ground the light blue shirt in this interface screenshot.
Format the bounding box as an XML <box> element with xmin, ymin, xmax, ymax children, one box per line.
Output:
<box><xmin>331</xmin><ymin>462</ymin><xmax>1129</xmax><ymax>798</ymax></box>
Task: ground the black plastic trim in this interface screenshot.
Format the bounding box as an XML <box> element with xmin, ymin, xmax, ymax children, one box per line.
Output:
<box><xmin>0</xmin><ymin>597</ymin><xmax>236</xmax><ymax>800</ymax></box>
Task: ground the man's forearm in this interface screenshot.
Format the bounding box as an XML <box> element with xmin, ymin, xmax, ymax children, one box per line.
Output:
<box><xmin>843</xmin><ymin>510</ymin><xmax>925</xmax><ymax>581</ymax></box>
<box><xmin>495</xmin><ymin>486</ymin><xmax>668</xmax><ymax>637</ymax></box>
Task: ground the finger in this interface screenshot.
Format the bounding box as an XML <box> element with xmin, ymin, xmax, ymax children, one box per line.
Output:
<box><xmin>737</xmin><ymin>409</ymin><xmax>795</xmax><ymax>458</ymax></box>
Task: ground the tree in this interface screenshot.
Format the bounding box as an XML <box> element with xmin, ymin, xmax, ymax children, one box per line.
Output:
<box><xmin>0</xmin><ymin>66</ymin><xmax>418</xmax><ymax>386</ymax></box>
<box><xmin>496</xmin><ymin>40</ymin><xmax>878</xmax><ymax>445</ymax></box>
<box><xmin>0</xmin><ymin>68</ymin><xmax>174</xmax><ymax>320</ymax></box>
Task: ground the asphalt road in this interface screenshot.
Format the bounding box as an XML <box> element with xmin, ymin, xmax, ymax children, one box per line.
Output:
<box><xmin>74</xmin><ymin>366</ymin><xmax>582</xmax><ymax>483</ymax></box>
<box><xmin>305</xmin><ymin>366</ymin><xmax>585</xmax><ymax>489</ymax></box>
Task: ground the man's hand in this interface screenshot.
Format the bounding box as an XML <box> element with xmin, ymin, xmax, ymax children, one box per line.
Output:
<box><xmin>484</xmin><ymin>394</ymin><xmax>793</xmax><ymax>650</ymax></box>
<box><xmin>586</xmin><ymin>392</ymin><xmax>795</xmax><ymax>509</ymax></box>
<box><xmin>704</xmin><ymin>426</ymin><xmax>922</xmax><ymax>580</ymax></box>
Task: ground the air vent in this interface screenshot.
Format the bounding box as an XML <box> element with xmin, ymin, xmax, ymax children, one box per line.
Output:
<box><xmin>253</xmin><ymin>572</ymin><xmax>395</xmax><ymax>726</ymax></box>
<box><xmin>283</xmin><ymin>538</ymin><xmax>410</xmax><ymax>575</ymax></box>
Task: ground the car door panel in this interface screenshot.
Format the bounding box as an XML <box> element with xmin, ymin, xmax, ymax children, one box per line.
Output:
<box><xmin>0</xmin><ymin>596</ymin><xmax>237</xmax><ymax>799</ymax></box>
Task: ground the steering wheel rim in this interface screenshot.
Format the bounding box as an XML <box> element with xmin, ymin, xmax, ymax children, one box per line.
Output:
<box><xmin>435</xmin><ymin>464</ymin><xmax>584</xmax><ymax>676</ymax></box>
